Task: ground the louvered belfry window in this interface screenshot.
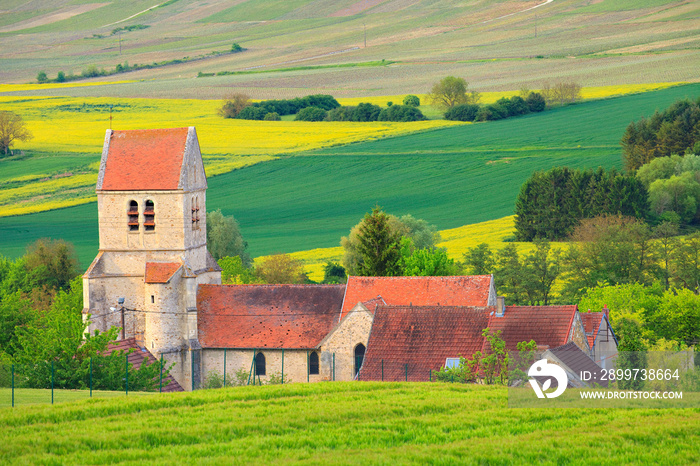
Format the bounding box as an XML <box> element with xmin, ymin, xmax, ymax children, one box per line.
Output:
<box><xmin>144</xmin><ymin>200</ymin><xmax>155</xmax><ymax>231</ymax></box>
<box><xmin>128</xmin><ymin>200</ymin><xmax>139</xmax><ymax>231</ymax></box>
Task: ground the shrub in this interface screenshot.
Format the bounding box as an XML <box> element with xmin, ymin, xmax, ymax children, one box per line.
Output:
<box><xmin>476</xmin><ymin>104</ymin><xmax>507</xmax><ymax>121</ymax></box>
<box><xmin>526</xmin><ymin>92</ymin><xmax>546</xmax><ymax>112</ymax></box>
<box><xmin>403</xmin><ymin>95</ymin><xmax>420</xmax><ymax>107</ymax></box>
<box><xmin>219</xmin><ymin>93</ymin><xmax>250</xmax><ymax>119</ymax></box>
<box><xmin>500</xmin><ymin>96</ymin><xmax>530</xmax><ymax>117</ymax></box>
<box><xmin>295</xmin><ymin>107</ymin><xmax>328</xmax><ymax>121</ymax></box>
<box><xmin>37</xmin><ymin>71</ymin><xmax>48</xmax><ymax>84</ymax></box>
<box><xmin>231</xmin><ymin>43</ymin><xmax>243</xmax><ymax>52</ymax></box>
<box><xmin>444</xmin><ymin>104</ymin><xmax>480</xmax><ymax>122</ymax></box>
<box><xmin>264</xmin><ymin>112</ymin><xmax>281</xmax><ymax>121</ymax></box>
<box><xmin>327</xmin><ymin>106</ymin><xmax>357</xmax><ymax>121</ymax></box>
<box><xmin>377</xmin><ymin>105</ymin><xmax>425</xmax><ymax>122</ymax></box>
<box><xmin>354</xmin><ymin>103</ymin><xmax>381</xmax><ymax>122</ymax></box>
<box><xmin>237</xmin><ymin>106</ymin><xmax>268</xmax><ymax>120</ymax></box>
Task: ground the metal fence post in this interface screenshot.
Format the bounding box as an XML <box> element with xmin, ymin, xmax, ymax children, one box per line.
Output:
<box><xmin>430</xmin><ymin>370</ymin><xmax>432</xmax><ymax>382</ymax></box>
<box><xmin>281</xmin><ymin>349</ymin><xmax>284</xmax><ymax>384</ymax></box>
<box><xmin>405</xmin><ymin>363</ymin><xmax>408</xmax><ymax>382</ymax></box>
<box><xmin>125</xmin><ymin>353</ymin><xmax>129</xmax><ymax>396</ymax></box>
<box><xmin>248</xmin><ymin>350</ymin><xmax>256</xmax><ymax>385</ymax></box>
<box><xmin>11</xmin><ymin>364</ymin><xmax>14</xmax><ymax>408</ymax></box>
<box><xmin>159</xmin><ymin>354</ymin><xmax>163</xmax><ymax>393</ymax></box>
<box><xmin>307</xmin><ymin>350</ymin><xmax>309</xmax><ymax>383</ymax></box>
<box><xmin>332</xmin><ymin>353</ymin><xmax>335</xmax><ymax>381</ymax></box>
<box><xmin>223</xmin><ymin>349</ymin><xmax>227</xmax><ymax>388</ymax></box>
<box><xmin>51</xmin><ymin>361</ymin><xmax>54</xmax><ymax>405</ymax></box>
<box><xmin>381</xmin><ymin>359</ymin><xmax>384</xmax><ymax>381</ymax></box>
<box><xmin>90</xmin><ymin>357</ymin><xmax>93</xmax><ymax>397</ymax></box>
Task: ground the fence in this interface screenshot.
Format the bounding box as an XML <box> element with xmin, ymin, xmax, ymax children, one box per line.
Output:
<box><xmin>0</xmin><ymin>354</ymin><xmax>170</xmax><ymax>408</ymax></box>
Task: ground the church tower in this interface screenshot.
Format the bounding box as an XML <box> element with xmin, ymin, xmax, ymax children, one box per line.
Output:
<box><xmin>83</xmin><ymin>127</ymin><xmax>221</xmax><ymax>389</ymax></box>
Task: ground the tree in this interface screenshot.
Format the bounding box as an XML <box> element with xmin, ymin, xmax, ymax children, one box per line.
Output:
<box><xmin>522</xmin><ymin>239</ymin><xmax>561</xmax><ymax>305</ymax></box>
<box><xmin>402</xmin><ymin>247</ymin><xmax>457</xmax><ymax>276</ymax></box>
<box><xmin>206</xmin><ymin>209</ymin><xmax>251</xmax><ymax>265</ymax></box>
<box><xmin>218</xmin><ymin>93</ymin><xmax>250</xmax><ymax>119</ymax></box>
<box><xmin>428</xmin><ymin>76</ymin><xmax>479</xmax><ymax>109</ymax></box>
<box><xmin>218</xmin><ymin>256</ymin><xmax>257</xmax><ymax>284</ymax></box>
<box><xmin>294</xmin><ymin>107</ymin><xmax>327</xmax><ymax>121</ymax></box>
<box><xmin>323</xmin><ymin>262</ymin><xmax>347</xmax><ymax>284</ymax></box>
<box><xmin>494</xmin><ymin>244</ymin><xmax>526</xmax><ymax>305</ymax></box>
<box><xmin>356</xmin><ymin>207</ymin><xmax>403</xmax><ymax>276</ymax></box>
<box><xmin>463</xmin><ymin>243</ymin><xmax>494</xmax><ymax>275</ymax></box>
<box><xmin>37</xmin><ymin>71</ymin><xmax>48</xmax><ymax>83</ymax></box>
<box><xmin>56</xmin><ymin>71</ymin><xmax>66</xmax><ymax>83</ymax></box>
<box><xmin>525</xmin><ymin>92</ymin><xmax>546</xmax><ymax>112</ymax></box>
<box><xmin>444</xmin><ymin>104</ymin><xmax>480</xmax><ymax>122</ymax></box>
<box><xmin>0</xmin><ymin>111</ymin><xmax>32</xmax><ymax>157</ymax></box>
<box><xmin>341</xmin><ymin>211</ymin><xmax>439</xmax><ymax>275</ymax></box>
<box><xmin>24</xmin><ymin>238</ymin><xmax>79</xmax><ymax>292</ymax></box>
<box><xmin>403</xmin><ymin>95</ymin><xmax>420</xmax><ymax>107</ymax></box>
<box><xmin>377</xmin><ymin>105</ymin><xmax>424</xmax><ymax>122</ymax></box>
<box><xmin>255</xmin><ymin>254</ymin><xmax>307</xmax><ymax>284</ymax></box>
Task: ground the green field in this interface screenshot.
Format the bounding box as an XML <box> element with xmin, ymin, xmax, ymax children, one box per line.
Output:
<box><xmin>1</xmin><ymin>382</ymin><xmax>698</xmax><ymax>464</ymax></box>
<box><xmin>2</xmin><ymin>83</ymin><xmax>699</xmax><ymax>265</ymax></box>
<box><xmin>0</xmin><ymin>387</ymin><xmax>153</xmax><ymax>408</ymax></box>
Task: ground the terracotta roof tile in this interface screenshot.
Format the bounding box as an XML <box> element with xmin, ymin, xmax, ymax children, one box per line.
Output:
<box><xmin>145</xmin><ymin>262</ymin><xmax>182</xmax><ymax>284</ymax></box>
<box><xmin>485</xmin><ymin>305</ymin><xmax>578</xmax><ymax>351</ymax></box>
<box><xmin>579</xmin><ymin>311</ymin><xmax>604</xmax><ymax>348</ymax></box>
<box><xmin>359</xmin><ymin>305</ymin><xmax>491</xmax><ymax>382</ymax></box>
<box><xmin>341</xmin><ymin>275</ymin><xmax>493</xmax><ymax>321</ymax></box>
<box><xmin>197</xmin><ymin>284</ymin><xmax>345</xmax><ymax>349</ymax></box>
<box><xmin>103</xmin><ymin>338</ymin><xmax>183</xmax><ymax>392</ymax></box>
<box><xmin>100</xmin><ymin>128</ymin><xmax>189</xmax><ymax>191</ymax></box>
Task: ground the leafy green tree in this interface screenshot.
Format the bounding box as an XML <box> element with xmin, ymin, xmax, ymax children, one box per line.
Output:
<box><xmin>428</xmin><ymin>76</ymin><xmax>480</xmax><ymax>109</ymax></box>
<box><xmin>354</xmin><ymin>103</ymin><xmax>381</xmax><ymax>121</ymax></box>
<box><xmin>218</xmin><ymin>93</ymin><xmax>250</xmax><ymax>119</ymax></box>
<box><xmin>525</xmin><ymin>92</ymin><xmax>546</xmax><ymax>112</ymax></box>
<box><xmin>651</xmin><ymin>289</ymin><xmax>700</xmax><ymax>346</ymax></box>
<box><xmin>522</xmin><ymin>239</ymin><xmax>561</xmax><ymax>305</ymax></box>
<box><xmin>463</xmin><ymin>243</ymin><xmax>494</xmax><ymax>275</ymax></box>
<box><xmin>356</xmin><ymin>207</ymin><xmax>402</xmax><ymax>276</ymax></box>
<box><xmin>206</xmin><ymin>209</ymin><xmax>251</xmax><ymax>265</ymax></box>
<box><xmin>218</xmin><ymin>256</ymin><xmax>258</xmax><ymax>284</ymax></box>
<box><xmin>402</xmin><ymin>247</ymin><xmax>457</xmax><ymax>276</ymax></box>
<box><xmin>37</xmin><ymin>71</ymin><xmax>48</xmax><ymax>83</ymax></box>
<box><xmin>402</xmin><ymin>95</ymin><xmax>420</xmax><ymax>107</ymax></box>
<box><xmin>56</xmin><ymin>71</ymin><xmax>66</xmax><ymax>83</ymax></box>
<box><xmin>615</xmin><ymin>318</ymin><xmax>648</xmax><ymax>390</ymax></box>
<box><xmin>24</xmin><ymin>238</ymin><xmax>79</xmax><ymax>292</ymax></box>
<box><xmin>377</xmin><ymin>105</ymin><xmax>425</xmax><ymax>122</ymax></box>
<box><xmin>322</xmin><ymin>262</ymin><xmax>347</xmax><ymax>284</ymax></box>
<box><xmin>231</xmin><ymin>43</ymin><xmax>243</xmax><ymax>52</ymax></box>
<box><xmin>671</xmin><ymin>232</ymin><xmax>700</xmax><ymax>291</ymax></box>
<box><xmin>0</xmin><ymin>111</ymin><xmax>33</xmax><ymax>157</ymax></box>
<box><xmin>648</xmin><ymin>172</ymin><xmax>700</xmax><ymax>224</ymax></box>
<box><xmin>444</xmin><ymin>104</ymin><xmax>480</xmax><ymax>122</ymax></box>
<box><xmin>494</xmin><ymin>244</ymin><xmax>526</xmax><ymax>305</ymax></box>
<box><xmin>255</xmin><ymin>254</ymin><xmax>307</xmax><ymax>284</ymax></box>
<box><xmin>294</xmin><ymin>107</ymin><xmax>327</xmax><ymax>121</ymax></box>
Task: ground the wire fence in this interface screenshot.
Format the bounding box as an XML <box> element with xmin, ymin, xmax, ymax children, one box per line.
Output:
<box><xmin>0</xmin><ymin>355</ymin><xmax>170</xmax><ymax>408</ymax></box>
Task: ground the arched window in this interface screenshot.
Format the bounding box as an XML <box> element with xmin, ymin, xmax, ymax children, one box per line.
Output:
<box><xmin>255</xmin><ymin>352</ymin><xmax>266</xmax><ymax>376</ymax></box>
<box><xmin>354</xmin><ymin>343</ymin><xmax>365</xmax><ymax>376</ymax></box>
<box><xmin>144</xmin><ymin>200</ymin><xmax>155</xmax><ymax>232</ymax></box>
<box><xmin>309</xmin><ymin>351</ymin><xmax>319</xmax><ymax>375</ymax></box>
<box><xmin>127</xmin><ymin>200</ymin><xmax>139</xmax><ymax>231</ymax></box>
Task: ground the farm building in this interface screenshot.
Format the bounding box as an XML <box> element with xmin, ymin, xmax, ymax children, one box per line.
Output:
<box><xmin>83</xmin><ymin>127</ymin><xmax>615</xmax><ymax>390</ymax></box>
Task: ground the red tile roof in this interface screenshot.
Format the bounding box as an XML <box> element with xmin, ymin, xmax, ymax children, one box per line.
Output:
<box><xmin>485</xmin><ymin>305</ymin><xmax>579</xmax><ymax>351</ymax></box>
<box><xmin>197</xmin><ymin>284</ymin><xmax>345</xmax><ymax>349</ymax></box>
<box><xmin>145</xmin><ymin>262</ymin><xmax>182</xmax><ymax>284</ymax></box>
<box><xmin>547</xmin><ymin>342</ymin><xmax>609</xmax><ymax>388</ymax></box>
<box><xmin>359</xmin><ymin>305</ymin><xmax>491</xmax><ymax>382</ymax></box>
<box><xmin>104</xmin><ymin>338</ymin><xmax>183</xmax><ymax>392</ymax></box>
<box><xmin>579</xmin><ymin>311</ymin><xmax>604</xmax><ymax>348</ymax></box>
<box><xmin>341</xmin><ymin>275</ymin><xmax>494</xmax><ymax>321</ymax></box>
<box><xmin>100</xmin><ymin>128</ymin><xmax>189</xmax><ymax>191</ymax></box>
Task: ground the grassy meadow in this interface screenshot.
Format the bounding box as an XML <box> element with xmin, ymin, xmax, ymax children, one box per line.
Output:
<box><xmin>2</xmin><ymin>83</ymin><xmax>700</xmax><ymax>269</ymax></box>
<box><xmin>1</xmin><ymin>382</ymin><xmax>698</xmax><ymax>464</ymax></box>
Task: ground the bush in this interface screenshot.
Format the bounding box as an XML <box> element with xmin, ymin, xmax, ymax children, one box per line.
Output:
<box><xmin>295</xmin><ymin>107</ymin><xmax>328</xmax><ymax>121</ymax></box>
<box><xmin>499</xmin><ymin>96</ymin><xmax>530</xmax><ymax>117</ymax></box>
<box><xmin>37</xmin><ymin>71</ymin><xmax>48</xmax><ymax>84</ymax></box>
<box><xmin>403</xmin><ymin>95</ymin><xmax>420</xmax><ymax>107</ymax></box>
<box><xmin>444</xmin><ymin>104</ymin><xmax>480</xmax><ymax>122</ymax></box>
<box><xmin>236</xmin><ymin>106</ymin><xmax>268</xmax><ymax>120</ymax></box>
<box><xmin>354</xmin><ymin>103</ymin><xmax>381</xmax><ymax>122</ymax></box>
<box><xmin>377</xmin><ymin>105</ymin><xmax>425</xmax><ymax>122</ymax></box>
<box><xmin>264</xmin><ymin>112</ymin><xmax>281</xmax><ymax>121</ymax></box>
<box><xmin>476</xmin><ymin>104</ymin><xmax>507</xmax><ymax>121</ymax></box>
<box><xmin>526</xmin><ymin>92</ymin><xmax>546</xmax><ymax>112</ymax></box>
<box><xmin>327</xmin><ymin>106</ymin><xmax>357</xmax><ymax>121</ymax></box>
<box><xmin>219</xmin><ymin>93</ymin><xmax>250</xmax><ymax>119</ymax></box>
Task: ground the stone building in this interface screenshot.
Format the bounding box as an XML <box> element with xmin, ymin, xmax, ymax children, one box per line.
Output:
<box><xmin>83</xmin><ymin>127</ymin><xmax>222</xmax><ymax>390</ymax></box>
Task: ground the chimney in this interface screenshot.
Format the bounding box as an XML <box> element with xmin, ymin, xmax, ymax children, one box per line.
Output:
<box><xmin>496</xmin><ymin>296</ymin><xmax>505</xmax><ymax>317</ymax></box>
<box><xmin>602</xmin><ymin>305</ymin><xmax>609</xmax><ymax>320</ymax></box>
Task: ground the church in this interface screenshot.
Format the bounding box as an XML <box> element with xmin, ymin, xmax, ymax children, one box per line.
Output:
<box><xmin>83</xmin><ymin>127</ymin><xmax>616</xmax><ymax>390</ymax></box>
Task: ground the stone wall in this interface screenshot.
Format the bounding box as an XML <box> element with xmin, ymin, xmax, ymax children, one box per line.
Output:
<box><xmin>320</xmin><ymin>305</ymin><xmax>374</xmax><ymax>381</ymax></box>
<box><xmin>569</xmin><ymin>313</ymin><xmax>591</xmax><ymax>354</ymax></box>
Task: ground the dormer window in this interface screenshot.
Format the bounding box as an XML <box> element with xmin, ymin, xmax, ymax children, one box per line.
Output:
<box><xmin>144</xmin><ymin>200</ymin><xmax>155</xmax><ymax>232</ymax></box>
<box><xmin>128</xmin><ymin>200</ymin><xmax>139</xmax><ymax>231</ymax></box>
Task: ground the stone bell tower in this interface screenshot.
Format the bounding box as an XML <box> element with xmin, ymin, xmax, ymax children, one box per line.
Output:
<box><xmin>83</xmin><ymin>127</ymin><xmax>221</xmax><ymax>389</ymax></box>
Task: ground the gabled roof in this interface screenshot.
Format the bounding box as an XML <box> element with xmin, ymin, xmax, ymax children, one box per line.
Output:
<box><xmin>145</xmin><ymin>262</ymin><xmax>182</xmax><ymax>284</ymax></box>
<box><xmin>359</xmin><ymin>305</ymin><xmax>491</xmax><ymax>382</ymax></box>
<box><xmin>546</xmin><ymin>342</ymin><xmax>609</xmax><ymax>388</ymax></box>
<box><xmin>98</xmin><ymin>127</ymin><xmax>194</xmax><ymax>191</ymax></box>
<box><xmin>104</xmin><ymin>338</ymin><xmax>183</xmax><ymax>392</ymax></box>
<box><xmin>341</xmin><ymin>275</ymin><xmax>494</xmax><ymax>321</ymax></box>
<box><xmin>580</xmin><ymin>311</ymin><xmax>604</xmax><ymax>348</ymax></box>
<box><xmin>197</xmin><ymin>284</ymin><xmax>345</xmax><ymax>349</ymax></box>
<box><xmin>485</xmin><ymin>305</ymin><xmax>579</xmax><ymax>351</ymax></box>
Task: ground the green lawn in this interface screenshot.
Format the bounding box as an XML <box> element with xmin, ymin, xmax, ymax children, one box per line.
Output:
<box><xmin>0</xmin><ymin>382</ymin><xmax>698</xmax><ymax>464</ymax></box>
<box><xmin>1</xmin><ymin>84</ymin><xmax>699</xmax><ymax>264</ymax></box>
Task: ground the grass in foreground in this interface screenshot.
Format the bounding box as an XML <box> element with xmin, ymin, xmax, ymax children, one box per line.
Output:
<box><xmin>0</xmin><ymin>387</ymin><xmax>153</xmax><ymax>408</ymax></box>
<box><xmin>0</xmin><ymin>382</ymin><xmax>697</xmax><ymax>464</ymax></box>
